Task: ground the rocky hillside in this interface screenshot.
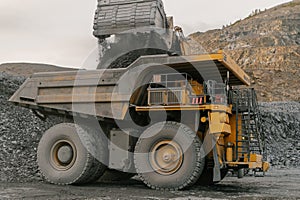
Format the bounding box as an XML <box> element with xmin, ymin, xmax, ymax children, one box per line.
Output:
<box><xmin>189</xmin><ymin>0</ymin><xmax>300</xmax><ymax>102</ymax></box>
<box><xmin>0</xmin><ymin>63</ymin><xmax>76</xmax><ymax>78</ymax></box>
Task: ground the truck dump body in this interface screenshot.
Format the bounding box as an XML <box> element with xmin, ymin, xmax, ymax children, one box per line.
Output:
<box><xmin>9</xmin><ymin>69</ymin><xmax>128</xmax><ymax>120</ymax></box>
<box><xmin>9</xmin><ymin>51</ymin><xmax>250</xmax><ymax>120</ymax></box>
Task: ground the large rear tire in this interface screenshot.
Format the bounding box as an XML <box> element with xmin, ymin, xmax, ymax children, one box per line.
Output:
<box><xmin>37</xmin><ymin>123</ymin><xmax>107</xmax><ymax>185</ymax></box>
<box><xmin>134</xmin><ymin>121</ymin><xmax>205</xmax><ymax>190</ymax></box>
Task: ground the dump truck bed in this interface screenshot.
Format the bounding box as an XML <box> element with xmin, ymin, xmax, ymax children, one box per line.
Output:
<box><xmin>9</xmin><ymin>52</ymin><xmax>250</xmax><ymax>120</ymax></box>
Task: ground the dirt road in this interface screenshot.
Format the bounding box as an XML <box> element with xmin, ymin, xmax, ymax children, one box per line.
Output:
<box><xmin>0</xmin><ymin>168</ymin><xmax>299</xmax><ymax>200</ymax></box>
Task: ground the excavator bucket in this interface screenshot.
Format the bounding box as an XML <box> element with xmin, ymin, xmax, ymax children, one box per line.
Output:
<box><xmin>93</xmin><ymin>0</ymin><xmax>168</xmax><ymax>38</ymax></box>
<box><xmin>93</xmin><ymin>0</ymin><xmax>185</xmax><ymax>69</ymax></box>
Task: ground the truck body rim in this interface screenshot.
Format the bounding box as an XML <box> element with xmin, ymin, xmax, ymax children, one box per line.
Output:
<box><xmin>50</xmin><ymin>140</ymin><xmax>77</xmax><ymax>171</ymax></box>
<box><xmin>150</xmin><ymin>140</ymin><xmax>183</xmax><ymax>175</ymax></box>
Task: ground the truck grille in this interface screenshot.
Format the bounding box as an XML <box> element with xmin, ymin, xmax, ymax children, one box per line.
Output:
<box><xmin>149</xmin><ymin>91</ymin><xmax>164</xmax><ymax>105</ymax></box>
<box><xmin>148</xmin><ymin>89</ymin><xmax>184</xmax><ymax>105</ymax></box>
<box><xmin>167</xmin><ymin>90</ymin><xmax>182</xmax><ymax>104</ymax></box>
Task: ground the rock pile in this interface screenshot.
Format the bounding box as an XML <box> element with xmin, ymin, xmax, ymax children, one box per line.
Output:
<box><xmin>0</xmin><ymin>72</ymin><xmax>63</xmax><ymax>182</ymax></box>
<box><xmin>0</xmin><ymin>72</ymin><xmax>299</xmax><ymax>182</ymax></box>
<box><xmin>260</xmin><ymin>102</ymin><xmax>300</xmax><ymax>167</ymax></box>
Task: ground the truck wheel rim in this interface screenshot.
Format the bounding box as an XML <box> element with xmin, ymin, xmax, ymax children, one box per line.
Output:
<box><xmin>50</xmin><ymin>140</ymin><xmax>77</xmax><ymax>171</ymax></box>
<box><xmin>150</xmin><ymin>140</ymin><xmax>183</xmax><ymax>175</ymax></box>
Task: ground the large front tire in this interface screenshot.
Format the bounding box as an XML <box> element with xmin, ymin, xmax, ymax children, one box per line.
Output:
<box><xmin>37</xmin><ymin>123</ymin><xmax>107</xmax><ymax>185</ymax></box>
<box><xmin>134</xmin><ymin>122</ymin><xmax>205</xmax><ymax>190</ymax></box>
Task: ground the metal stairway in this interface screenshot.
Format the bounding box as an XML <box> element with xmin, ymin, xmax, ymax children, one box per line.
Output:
<box><xmin>230</xmin><ymin>88</ymin><xmax>265</xmax><ymax>162</ymax></box>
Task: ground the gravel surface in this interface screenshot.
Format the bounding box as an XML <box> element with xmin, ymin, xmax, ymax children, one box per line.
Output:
<box><xmin>0</xmin><ymin>168</ymin><xmax>299</xmax><ymax>199</ymax></box>
<box><xmin>0</xmin><ymin>72</ymin><xmax>299</xmax><ymax>183</ymax></box>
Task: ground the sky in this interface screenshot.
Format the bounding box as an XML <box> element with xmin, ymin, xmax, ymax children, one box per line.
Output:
<box><xmin>0</xmin><ymin>0</ymin><xmax>291</xmax><ymax>69</ymax></box>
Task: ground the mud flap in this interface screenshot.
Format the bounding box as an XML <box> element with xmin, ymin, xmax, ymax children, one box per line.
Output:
<box><xmin>213</xmin><ymin>138</ymin><xmax>221</xmax><ymax>182</ymax></box>
<box><xmin>202</xmin><ymin>130</ymin><xmax>221</xmax><ymax>182</ymax></box>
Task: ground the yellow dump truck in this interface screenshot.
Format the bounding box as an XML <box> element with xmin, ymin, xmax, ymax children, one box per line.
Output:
<box><xmin>10</xmin><ymin>50</ymin><xmax>269</xmax><ymax>190</ymax></box>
